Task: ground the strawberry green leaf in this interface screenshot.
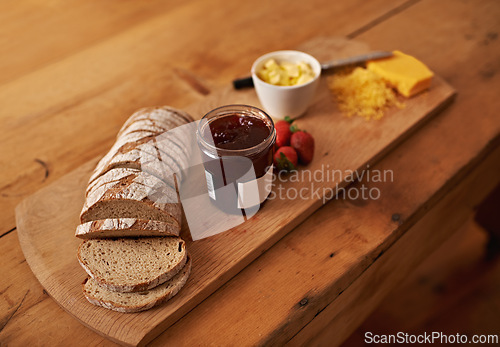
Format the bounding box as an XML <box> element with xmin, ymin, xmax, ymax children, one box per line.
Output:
<box><xmin>277</xmin><ymin>152</ymin><xmax>296</xmax><ymax>171</ymax></box>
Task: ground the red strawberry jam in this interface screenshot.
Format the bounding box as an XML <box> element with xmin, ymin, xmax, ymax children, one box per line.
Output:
<box><xmin>197</xmin><ymin>105</ymin><xmax>276</xmax><ymax>215</ymax></box>
<box><xmin>208</xmin><ymin>114</ymin><xmax>270</xmax><ymax>150</ymax></box>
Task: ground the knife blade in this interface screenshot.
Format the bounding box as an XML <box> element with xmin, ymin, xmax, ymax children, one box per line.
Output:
<box><xmin>232</xmin><ymin>51</ymin><xmax>393</xmax><ymax>89</ymax></box>
<box><xmin>320</xmin><ymin>51</ymin><xmax>393</xmax><ymax>70</ymax></box>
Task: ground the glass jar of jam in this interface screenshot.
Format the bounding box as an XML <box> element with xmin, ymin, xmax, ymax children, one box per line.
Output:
<box><xmin>197</xmin><ymin>105</ymin><xmax>276</xmax><ymax>215</ymax></box>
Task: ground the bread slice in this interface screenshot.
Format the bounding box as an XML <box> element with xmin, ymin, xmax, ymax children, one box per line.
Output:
<box><xmin>87</xmin><ymin>167</ymin><xmax>146</xmax><ymax>196</ymax></box>
<box><xmin>75</xmin><ymin>218</ymin><xmax>180</xmax><ymax>239</ymax></box>
<box><xmin>118</xmin><ymin>107</ymin><xmax>193</xmax><ymax>170</ymax></box>
<box><xmin>87</xmin><ymin>150</ymin><xmax>179</xmax><ymax>194</ymax></box>
<box><xmin>82</xmin><ymin>257</ymin><xmax>191</xmax><ymax>313</ymax></box>
<box><xmin>88</xmin><ymin>130</ymin><xmax>188</xmax><ymax>187</ymax></box>
<box><xmin>118</xmin><ymin>117</ymin><xmax>186</xmax><ymax>139</ymax></box>
<box><xmin>88</xmin><ymin>132</ymin><xmax>173</xmax><ymax>181</ymax></box>
<box><xmin>119</xmin><ymin>119</ymin><xmax>192</xmax><ymax>160</ymax></box>
<box><xmin>78</xmin><ymin>237</ymin><xmax>187</xmax><ymax>292</ymax></box>
<box><xmin>118</xmin><ymin>106</ymin><xmax>193</xmax><ymax>138</ymax></box>
<box><xmin>80</xmin><ymin>168</ymin><xmax>181</xmax><ymax>227</ymax></box>
<box><xmin>155</xmin><ymin>134</ymin><xmax>190</xmax><ymax>172</ymax></box>
<box><xmin>118</xmin><ymin>119</ymin><xmax>192</xmax><ymax>173</ymax></box>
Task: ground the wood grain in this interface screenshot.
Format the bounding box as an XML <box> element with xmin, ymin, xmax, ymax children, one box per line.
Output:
<box><xmin>290</xmin><ymin>144</ymin><xmax>500</xmax><ymax>346</ymax></box>
<box><xmin>0</xmin><ymin>229</ymin><xmax>113</xmax><ymax>347</ymax></box>
<box><xmin>15</xmin><ymin>37</ymin><xmax>455</xmax><ymax>345</ymax></box>
<box><xmin>151</xmin><ymin>1</ymin><xmax>500</xmax><ymax>343</ymax></box>
<box><xmin>0</xmin><ymin>1</ymin><xmax>414</xmax><ymax>345</ymax></box>
<box><xmin>2</xmin><ymin>0</ymin><xmax>500</xmax><ymax>346</ymax></box>
<box><xmin>0</xmin><ymin>0</ymin><xmax>406</xmax><ymax>235</ymax></box>
<box><xmin>0</xmin><ymin>0</ymin><xmax>190</xmax><ymax>86</ymax></box>
<box><xmin>344</xmin><ymin>218</ymin><xmax>499</xmax><ymax>346</ymax></box>
<box><xmin>153</xmin><ymin>133</ymin><xmax>500</xmax><ymax>347</ymax></box>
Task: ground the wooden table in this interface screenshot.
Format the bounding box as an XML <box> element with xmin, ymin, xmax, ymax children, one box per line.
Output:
<box><xmin>1</xmin><ymin>0</ymin><xmax>499</xmax><ymax>345</ymax></box>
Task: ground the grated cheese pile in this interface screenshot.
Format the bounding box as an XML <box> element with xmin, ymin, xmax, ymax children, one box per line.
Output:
<box><xmin>327</xmin><ymin>67</ymin><xmax>404</xmax><ymax>120</ymax></box>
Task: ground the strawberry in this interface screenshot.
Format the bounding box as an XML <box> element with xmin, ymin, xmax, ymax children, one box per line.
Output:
<box><xmin>273</xmin><ymin>146</ymin><xmax>298</xmax><ymax>172</ymax></box>
<box><xmin>290</xmin><ymin>131</ymin><xmax>315</xmax><ymax>165</ymax></box>
<box><xmin>275</xmin><ymin>117</ymin><xmax>294</xmax><ymax>148</ymax></box>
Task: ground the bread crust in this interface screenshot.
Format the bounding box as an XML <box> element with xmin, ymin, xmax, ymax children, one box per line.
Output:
<box><xmin>88</xmin><ymin>132</ymin><xmax>185</xmax><ymax>186</ymax></box>
<box><xmin>80</xmin><ymin>168</ymin><xmax>181</xmax><ymax>226</ymax></box>
<box><xmin>75</xmin><ymin>218</ymin><xmax>180</xmax><ymax>239</ymax></box>
<box><xmin>88</xmin><ymin>106</ymin><xmax>193</xmax><ymax>189</ymax></box>
<box><xmin>87</xmin><ymin>162</ymin><xmax>178</xmax><ymax>197</ymax></box>
<box><xmin>118</xmin><ymin>106</ymin><xmax>194</xmax><ymax>137</ymax></box>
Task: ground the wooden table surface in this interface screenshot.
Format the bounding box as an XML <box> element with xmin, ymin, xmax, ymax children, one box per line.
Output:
<box><xmin>1</xmin><ymin>0</ymin><xmax>499</xmax><ymax>346</ymax></box>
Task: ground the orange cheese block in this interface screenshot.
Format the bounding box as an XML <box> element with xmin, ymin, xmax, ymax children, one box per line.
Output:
<box><xmin>366</xmin><ymin>50</ymin><xmax>434</xmax><ymax>97</ymax></box>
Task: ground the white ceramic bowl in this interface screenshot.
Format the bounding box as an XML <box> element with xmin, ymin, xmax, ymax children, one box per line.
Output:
<box><xmin>251</xmin><ymin>50</ymin><xmax>321</xmax><ymax>120</ymax></box>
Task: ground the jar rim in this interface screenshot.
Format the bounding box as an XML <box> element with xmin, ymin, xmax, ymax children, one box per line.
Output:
<box><xmin>197</xmin><ymin>104</ymin><xmax>276</xmax><ymax>157</ymax></box>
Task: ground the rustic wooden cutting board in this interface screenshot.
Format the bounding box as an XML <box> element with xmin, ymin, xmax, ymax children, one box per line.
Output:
<box><xmin>15</xmin><ymin>37</ymin><xmax>456</xmax><ymax>346</ymax></box>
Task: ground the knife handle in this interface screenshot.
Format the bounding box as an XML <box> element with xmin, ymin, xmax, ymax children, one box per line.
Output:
<box><xmin>233</xmin><ymin>76</ymin><xmax>254</xmax><ymax>89</ymax></box>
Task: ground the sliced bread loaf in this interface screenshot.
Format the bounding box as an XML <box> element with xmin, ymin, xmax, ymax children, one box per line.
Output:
<box><xmin>119</xmin><ymin>121</ymin><xmax>191</xmax><ymax>172</ymax></box>
<box><xmin>88</xmin><ymin>130</ymin><xmax>187</xmax><ymax>187</ymax></box>
<box><xmin>118</xmin><ymin>106</ymin><xmax>193</xmax><ymax>138</ymax></box>
<box><xmin>155</xmin><ymin>135</ymin><xmax>190</xmax><ymax>172</ymax></box>
<box><xmin>75</xmin><ymin>218</ymin><xmax>180</xmax><ymax>239</ymax></box>
<box><xmin>80</xmin><ymin>168</ymin><xmax>181</xmax><ymax>227</ymax></box>
<box><xmin>87</xmin><ymin>167</ymin><xmax>149</xmax><ymax>196</ymax></box>
<box><xmin>78</xmin><ymin>237</ymin><xmax>187</xmax><ymax>292</ymax></box>
<box><xmin>82</xmin><ymin>257</ymin><xmax>191</xmax><ymax>313</ymax></box>
<box><xmin>87</xmin><ymin>148</ymin><xmax>179</xmax><ymax>193</ymax></box>
<box><xmin>118</xmin><ymin>117</ymin><xmax>186</xmax><ymax>139</ymax></box>
<box><xmin>90</xmin><ymin>131</ymin><xmax>166</xmax><ymax>173</ymax></box>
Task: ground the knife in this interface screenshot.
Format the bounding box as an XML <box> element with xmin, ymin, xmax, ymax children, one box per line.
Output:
<box><xmin>232</xmin><ymin>51</ymin><xmax>393</xmax><ymax>89</ymax></box>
